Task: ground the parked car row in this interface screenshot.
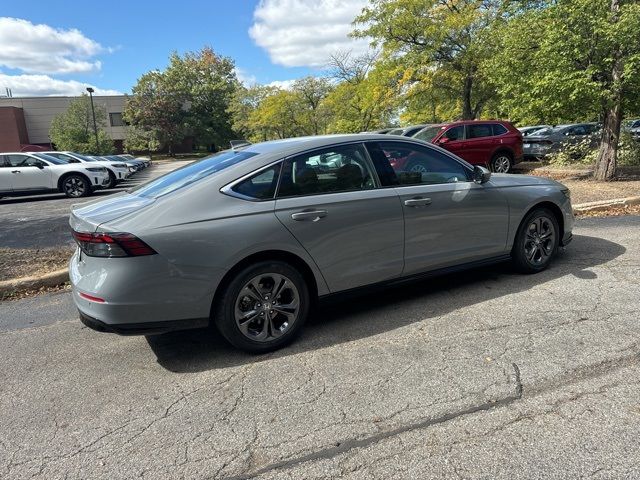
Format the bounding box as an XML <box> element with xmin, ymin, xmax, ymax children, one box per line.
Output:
<box><xmin>0</xmin><ymin>152</ymin><xmax>150</xmax><ymax>198</ymax></box>
<box><xmin>365</xmin><ymin>120</ymin><xmax>524</xmax><ymax>173</ymax></box>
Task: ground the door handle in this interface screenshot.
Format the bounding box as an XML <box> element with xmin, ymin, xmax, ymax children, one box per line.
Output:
<box><xmin>291</xmin><ymin>210</ymin><xmax>328</xmax><ymax>221</ymax></box>
<box><xmin>404</xmin><ymin>197</ymin><xmax>432</xmax><ymax>207</ymax></box>
<box><xmin>11</xmin><ymin>170</ymin><xmax>20</xmax><ymax>173</ymax></box>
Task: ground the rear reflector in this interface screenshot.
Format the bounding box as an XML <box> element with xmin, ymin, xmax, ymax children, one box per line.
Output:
<box><xmin>72</xmin><ymin>231</ymin><xmax>157</xmax><ymax>258</ymax></box>
<box><xmin>79</xmin><ymin>292</ymin><xmax>105</xmax><ymax>303</ymax></box>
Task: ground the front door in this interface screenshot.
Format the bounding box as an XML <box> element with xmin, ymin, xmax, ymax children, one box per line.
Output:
<box><xmin>274</xmin><ymin>143</ymin><xmax>404</xmax><ymax>292</ymax></box>
<box><xmin>366</xmin><ymin>141</ymin><xmax>509</xmax><ymax>275</ymax></box>
<box><xmin>5</xmin><ymin>154</ymin><xmax>51</xmax><ymax>190</ymax></box>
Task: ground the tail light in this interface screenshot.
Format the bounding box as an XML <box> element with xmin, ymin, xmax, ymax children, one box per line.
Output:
<box><xmin>72</xmin><ymin>231</ymin><xmax>157</xmax><ymax>257</ymax></box>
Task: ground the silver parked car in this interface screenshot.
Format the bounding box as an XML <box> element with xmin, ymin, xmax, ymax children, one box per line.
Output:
<box><xmin>69</xmin><ymin>134</ymin><xmax>574</xmax><ymax>352</ymax></box>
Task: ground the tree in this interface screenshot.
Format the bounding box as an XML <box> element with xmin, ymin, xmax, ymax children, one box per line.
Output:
<box><xmin>49</xmin><ymin>94</ymin><xmax>114</xmax><ymax>154</ymax></box>
<box><xmin>123</xmin><ymin>126</ymin><xmax>161</xmax><ymax>157</ymax></box>
<box><xmin>324</xmin><ymin>52</ymin><xmax>398</xmax><ymax>132</ymax></box>
<box><xmin>124</xmin><ymin>47</ymin><xmax>238</xmax><ymax>154</ymax></box>
<box><xmin>353</xmin><ymin>0</ymin><xmax>505</xmax><ymax>120</ymax></box>
<box><xmin>291</xmin><ymin>76</ymin><xmax>333</xmax><ymax>135</ymax></box>
<box><xmin>228</xmin><ymin>85</ymin><xmax>278</xmax><ymax>141</ymax></box>
<box><xmin>487</xmin><ymin>0</ymin><xmax>640</xmax><ymax>179</ymax></box>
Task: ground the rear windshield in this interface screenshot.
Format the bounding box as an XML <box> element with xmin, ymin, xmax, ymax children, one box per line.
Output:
<box><xmin>132</xmin><ymin>150</ymin><xmax>259</xmax><ymax>198</ymax></box>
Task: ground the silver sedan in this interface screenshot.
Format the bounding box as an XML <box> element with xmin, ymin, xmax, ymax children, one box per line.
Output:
<box><xmin>69</xmin><ymin>134</ymin><xmax>574</xmax><ymax>352</ymax></box>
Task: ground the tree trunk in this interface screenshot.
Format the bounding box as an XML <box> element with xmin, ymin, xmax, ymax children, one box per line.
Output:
<box><xmin>594</xmin><ymin>0</ymin><xmax>623</xmax><ymax>181</ymax></box>
<box><xmin>462</xmin><ymin>75</ymin><xmax>474</xmax><ymax>120</ymax></box>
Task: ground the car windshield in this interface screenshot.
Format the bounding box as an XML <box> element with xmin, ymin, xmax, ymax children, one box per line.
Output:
<box><xmin>413</xmin><ymin>126</ymin><xmax>443</xmax><ymax>141</ymax></box>
<box><xmin>32</xmin><ymin>153</ymin><xmax>67</xmax><ymax>165</ymax></box>
<box><xmin>531</xmin><ymin>127</ymin><xmax>561</xmax><ymax>136</ymax></box>
<box><xmin>132</xmin><ymin>150</ymin><xmax>259</xmax><ymax>198</ymax></box>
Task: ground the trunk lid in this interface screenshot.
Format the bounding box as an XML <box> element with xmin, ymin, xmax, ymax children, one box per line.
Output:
<box><xmin>69</xmin><ymin>192</ymin><xmax>155</xmax><ymax>232</ymax></box>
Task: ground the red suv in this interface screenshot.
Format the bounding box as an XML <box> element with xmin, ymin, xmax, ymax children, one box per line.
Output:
<box><xmin>410</xmin><ymin>120</ymin><xmax>523</xmax><ymax>173</ymax></box>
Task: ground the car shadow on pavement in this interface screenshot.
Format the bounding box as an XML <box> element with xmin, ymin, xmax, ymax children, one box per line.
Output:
<box><xmin>146</xmin><ymin>234</ymin><xmax>626</xmax><ymax>373</ymax></box>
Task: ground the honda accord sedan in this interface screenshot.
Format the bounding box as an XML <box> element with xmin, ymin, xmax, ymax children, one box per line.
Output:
<box><xmin>69</xmin><ymin>134</ymin><xmax>573</xmax><ymax>353</ymax></box>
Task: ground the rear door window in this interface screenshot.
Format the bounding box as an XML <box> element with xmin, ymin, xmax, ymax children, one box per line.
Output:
<box><xmin>277</xmin><ymin>144</ymin><xmax>374</xmax><ymax>198</ymax></box>
<box><xmin>466</xmin><ymin>124</ymin><xmax>493</xmax><ymax>139</ymax></box>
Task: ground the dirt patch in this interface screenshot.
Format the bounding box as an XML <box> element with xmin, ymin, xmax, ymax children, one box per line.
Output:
<box><xmin>0</xmin><ymin>247</ymin><xmax>73</xmax><ymax>282</ymax></box>
<box><xmin>559</xmin><ymin>179</ymin><xmax>640</xmax><ymax>205</ymax></box>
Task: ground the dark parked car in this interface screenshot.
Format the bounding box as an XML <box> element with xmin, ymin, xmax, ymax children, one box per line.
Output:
<box><xmin>412</xmin><ymin>120</ymin><xmax>523</xmax><ymax>173</ymax></box>
<box><xmin>523</xmin><ymin>123</ymin><xmax>601</xmax><ymax>160</ymax></box>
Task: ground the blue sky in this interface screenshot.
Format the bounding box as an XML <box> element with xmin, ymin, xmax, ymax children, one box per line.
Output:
<box><xmin>0</xmin><ymin>0</ymin><xmax>369</xmax><ymax>96</ymax></box>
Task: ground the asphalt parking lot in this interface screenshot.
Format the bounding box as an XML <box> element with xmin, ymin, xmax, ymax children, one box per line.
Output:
<box><xmin>1</xmin><ymin>215</ymin><xmax>639</xmax><ymax>479</ymax></box>
<box><xmin>0</xmin><ymin>161</ymin><xmax>191</xmax><ymax>249</ymax></box>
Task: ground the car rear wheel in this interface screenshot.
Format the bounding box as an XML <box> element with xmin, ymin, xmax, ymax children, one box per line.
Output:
<box><xmin>62</xmin><ymin>174</ymin><xmax>91</xmax><ymax>198</ymax></box>
<box><xmin>214</xmin><ymin>261</ymin><xmax>310</xmax><ymax>353</ymax></box>
<box><xmin>511</xmin><ymin>208</ymin><xmax>559</xmax><ymax>273</ymax></box>
<box><xmin>490</xmin><ymin>153</ymin><xmax>513</xmax><ymax>173</ymax></box>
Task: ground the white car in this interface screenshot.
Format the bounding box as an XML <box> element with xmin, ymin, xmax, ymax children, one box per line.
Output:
<box><xmin>0</xmin><ymin>152</ymin><xmax>110</xmax><ymax>198</ymax></box>
<box><xmin>42</xmin><ymin>151</ymin><xmax>130</xmax><ymax>188</ymax></box>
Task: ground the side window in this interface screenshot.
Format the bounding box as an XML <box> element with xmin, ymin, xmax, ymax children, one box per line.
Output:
<box><xmin>492</xmin><ymin>124</ymin><xmax>508</xmax><ymax>135</ymax></box>
<box><xmin>567</xmin><ymin>126</ymin><xmax>587</xmax><ymax>136</ymax></box>
<box><xmin>443</xmin><ymin>126</ymin><xmax>464</xmax><ymax>141</ymax></box>
<box><xmin>466</xmin><ymin>124</ymin><xmax>493</xmax><ymax>139</ymax></box>
<box><xmin>6</xmin><ymin>155</ymin><xmax>36</xmax><ymax>167</ymax></box>
<box><xmin>277</xmin><ymin>144</ymin><xmax>374</xmax><ymax>198</ymax></box>
<box><xmin>0</xmin><ymin>155</ymin><xmax>7</xmax><ymax>167</ymax></box>
<box><xmin>231</xmin><ymin>164</ymin><xmax>280</xmax><ymax>200</ymax></box>
<box><xmin>366</xmin><ymin>142</ymin><xmax>471</xmax><ymax>186</ymax></box>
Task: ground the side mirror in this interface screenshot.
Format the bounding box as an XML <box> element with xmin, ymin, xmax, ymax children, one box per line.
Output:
<box><xmin>473</xmin><ymin>165</ymin><xmax>491</xmax><ymax>184</ymax></box>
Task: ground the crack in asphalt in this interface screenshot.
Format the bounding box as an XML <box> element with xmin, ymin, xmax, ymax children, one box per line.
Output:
<box><xmin>224</xmin><ymin>354</ymin><xmax>640</xmax><ymax>480</ymax></box>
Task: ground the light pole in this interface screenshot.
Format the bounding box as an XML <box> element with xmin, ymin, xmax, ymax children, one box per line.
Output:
<box><xmin>86</xmin><ymin>87</ymin><xmax>99</xmax><ymax>153</ymax></box>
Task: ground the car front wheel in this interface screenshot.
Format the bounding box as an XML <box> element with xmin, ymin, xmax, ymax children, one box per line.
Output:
<box><xmin>62</xmin><ymin>174</ymin><xmax>91</xmax><ymax>198</ymax></box>
<box><xmin>512</xmin><ymin>208</ymin><xmax>559</xmax><ymax>273</ymax></box>
<box><xmin>214</xmin><ymin>261</ymin><xmax>310</xmax><ymax>353</ymax></box>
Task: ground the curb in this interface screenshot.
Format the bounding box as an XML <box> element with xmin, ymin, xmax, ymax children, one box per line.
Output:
<box><xmin>573</xmin><ymin>196</ymin><xmax>640</xmax><ymax>213</ymax></box>
<box><xmin>0</xmin><ymin>268</ymin><xmax>69</xmax><ymax>296</ymax></box>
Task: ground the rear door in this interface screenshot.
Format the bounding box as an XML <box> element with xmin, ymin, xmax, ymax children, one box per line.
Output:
<box><xmin>274</xmin><ymin>143</ymin><xmax>404</xmax><ymax>292</ymax></box>
<box><xmin>464</xmin><ymin>123</ymin><xmax>495</xmax><ymax>165</ymax></box>
<box><xmin>0</xmin><ymin>155</ymin><xmax>13</xmax><ymax>193</ymax></box>
<box><xmin>366</xmin><ymin>141</ymin><xmax>509</xmax><ymax>274</ymax></box>
<box><xmin>5</xmin><ymin>154</ymin><xmax>52</xmax><ymax>191</ymax></box>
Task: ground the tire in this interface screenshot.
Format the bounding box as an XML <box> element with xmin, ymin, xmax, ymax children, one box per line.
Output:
<box><xmin>213</xmin><ymin>261</ymin><xmax>310</xmax><ymax>353</ymax></box>
<box><xmin>106</xmin><ymin>171</ymin><xmax>117</xmax><ymax>189</ymax></box>
<box><xmin>61</xmin><ymin>174</ymin><xmax>91</xmax><ymax>198</ymax></box>
<box><xmin>490</xmin><ymin>152</ymin><xmax>513</xmax><ymax>173</ymax></box>
<box><xmin>511</xmin><ymin>208</ymin><xmax>560</xmax><ymax>273</ymax></box>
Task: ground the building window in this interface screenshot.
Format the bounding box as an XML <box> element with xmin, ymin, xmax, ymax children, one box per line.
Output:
<box><xmin>109</xmin><ymin>112</ymin><xmax>124</xmax><ymax>127</ymax></box>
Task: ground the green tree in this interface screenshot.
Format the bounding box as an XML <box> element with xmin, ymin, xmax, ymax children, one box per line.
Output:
<box><xmin>123</xmin><ymin>126</ymin><xmax>161</xmax><ymax>157</ymax></box>
<box><xmin>49</xmin><ymin>94</ymin><xmax>114</xmax><ymax>154</ymax></box>
<box><xmin>487</xmin><ymin>0</ymin><xmax>640</xmax><ymax>179</ymax></box>
<box><xmin>124</xmin><ymin>46</ymin><xmax>238</xmax><ymax>154</ymax></box>
<box><xmin>292</xmin><ymin>76</ymin><xmax>333</xmax><ymax>135</ymax></box>
<box><xmin>228</xmin><ymin>84</ymin><xmax>280</xmax><ymax>141</ymax></box>
<box><xmin>354</xmin><ymin>0</ymin><xmax>505</xmax><ymax>120</ymax></box>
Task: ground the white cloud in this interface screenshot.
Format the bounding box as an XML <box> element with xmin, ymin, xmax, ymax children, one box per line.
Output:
<box><xmin>249</xmin><ymin>0</ymin><xmax>370</xmax><ymax>68</ymax></box>
<box><xmin>235</xmin><ymin>67</ymin><xmax>257</xmax><ymax>86</ymax></box>
<box><xmin>0</xmin><ymin>72</ymin><xmax>121</xmax><ymax>97</ymax></box>
<box><xmin>267</xmin><ymin>79</ymin><xmax>297</xmax><ymax>90</ymax></box>
<box><xmin>0</xmin><ymin>17</ymin><xmax>107</xmax><ymax>74</ymax></box>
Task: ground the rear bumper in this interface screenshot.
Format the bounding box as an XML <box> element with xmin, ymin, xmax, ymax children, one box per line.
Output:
<box><xmin>79</xmin><ymin>310</ymin><xmax>208</xmax><ymax>335</ymax></box>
